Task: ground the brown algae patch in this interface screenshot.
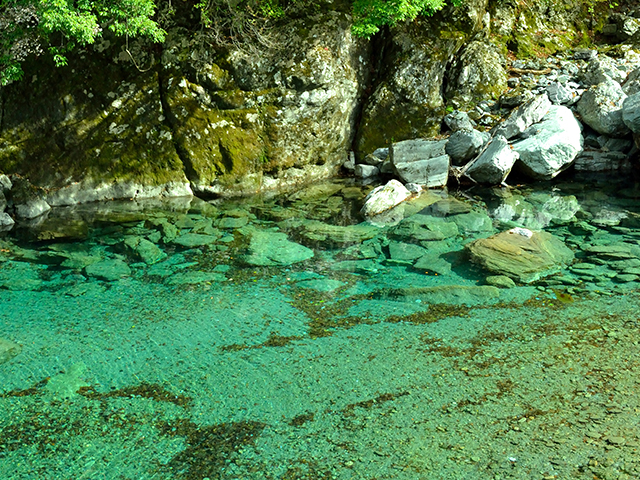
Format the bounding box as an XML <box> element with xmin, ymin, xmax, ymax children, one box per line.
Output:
<box><xmin>78</xmin><ymin>382</ymin><xmax>192</xmax><ymax>407</ymax></box>
<box><xmin>156</xmin><ymin>419</ymin><xmax>266</xmax><ymax>480</ymax></box>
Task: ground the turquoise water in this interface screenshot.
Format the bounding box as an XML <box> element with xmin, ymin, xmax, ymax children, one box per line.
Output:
<box><xmin>2</xmin><ymin>177</ymin><xmax>640</xmax><ymax>479</ymax></box>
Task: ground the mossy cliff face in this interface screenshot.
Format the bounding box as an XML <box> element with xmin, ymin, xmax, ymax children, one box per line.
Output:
<box><xmin>355</xmin><ymin>0</ymin><xmax>488</xmax><ymax>158</ymax></box>
<box><xmin>488</xmin><ymin>0</ymin><xmax>590</xmax><ymax>59</ymax></box>
<box><xmin>0</xmin><ymin>11</ymin><xmax>368</xmax><ymax>201</ymax></box>
<box><xmin>0</xmin><ymin>0</ymin><xmax>601</xmax><ymax>202</ymax></box>
<box><xmin>0</xmin><ymin>49</ymin><xmax>188</xmax><ymax>205</ymax></box>
<box><xmin>160</xmin><ymin>11</ymin><xmax>368</xmax><ymax>196</ymax></box>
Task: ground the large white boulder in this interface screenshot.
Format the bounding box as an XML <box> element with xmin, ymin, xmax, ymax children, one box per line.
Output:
<box><xmin>577</xmin><ymin>79</ymin><xmax>630</xmax><ymax>137</ymax></box>
<box><xmin>511</xmin><ymin>105</ymin><xmax>583</xmax><ymax>180</ymax></box>
<box><xmin>360</xmin><ymin>179</ymin><xmax>412</xmax><ymax>217</ymax></box>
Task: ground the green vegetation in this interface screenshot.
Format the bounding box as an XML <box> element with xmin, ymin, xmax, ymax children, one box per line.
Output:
<box><xmin>352</xmin><ymin>0</ymin><xmax>461</xmax><ymax>38</ymax></box>
<box><xmin>0</xmin><ymin>0</ymin><xmax>166</xmax><ymax>84</ymax></box>
<box><xmin>1</xmin><ymin>0</ymin><xmax>463</xmax><ymax>85</ymax></box>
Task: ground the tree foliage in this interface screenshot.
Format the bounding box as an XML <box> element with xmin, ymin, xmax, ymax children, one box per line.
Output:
<box><xmin>0</xmin><ymin>0</ymin><xmax>165</xmax><ymax>85</ymax></box>
<box><xmin>352</xmin><ymin>0</ymin><xmax>452</xmax><ymax>38</ymax></box>
<box><xmin>0</xmin><ymin>0</ymin><xmax>461</xmax><ymax>85</ymax></box>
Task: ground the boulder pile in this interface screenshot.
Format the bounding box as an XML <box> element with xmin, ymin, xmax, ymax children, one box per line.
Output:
<box><xmin>352</xmin><ymin>50</ymin><xmax>640</xmax><ymax>200</ymax></box>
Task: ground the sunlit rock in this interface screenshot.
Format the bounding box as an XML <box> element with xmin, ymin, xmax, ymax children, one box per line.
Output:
<box><xmin>466</xmin><ymin>227</ymin><xmax>574</xmax><ymax>283</ymax></box>
<box><xmin>360</xmin><ymin>180</ymin><xmax>412</xmax><ymax>217</ymax></box>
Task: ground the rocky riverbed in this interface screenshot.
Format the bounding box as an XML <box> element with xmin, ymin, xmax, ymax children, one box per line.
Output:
<box><xmin>2</xmin><ymin>177</ymin><xmax>640</xmax><ymax>478</ymax></box>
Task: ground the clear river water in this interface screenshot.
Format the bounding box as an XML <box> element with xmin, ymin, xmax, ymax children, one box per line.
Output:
<box><xmin>1</xmin><ymin>174</ymin><xmax>640</xmax><ymax>480</ymax></box>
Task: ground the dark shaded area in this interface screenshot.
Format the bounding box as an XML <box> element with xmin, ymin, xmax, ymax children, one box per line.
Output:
<box><xmin>157</xmin><ymin>418</ymin><xmax>266</xmax><ymax>479</ymax></box>
<box><xmin>78</xmin><ymin>382</ymin><xmax>192</xmax><ymax>407</ymax></box>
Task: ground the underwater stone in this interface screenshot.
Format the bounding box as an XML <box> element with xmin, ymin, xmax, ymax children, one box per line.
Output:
<box><xmin>242</xmin><ymin>228</ymin><xmax>314</xmax><ymax>266</ymax></box>
<box><xmin>218</xmin><ymin>216</ymin><xmax>249</xmax><ymax>229</ymax></box>
<box><xmin>329</xmin><ymin>259</ymin><xmax>380</xmax><ymax>274</ymax></box>
<box><xmin>388</xmin><ymin>241</ymin><xmax>427</xmax><ymax>262</ymax></box>
<box><xmin>467</xmin><ymin>228</ymin><xmax>574</xmax><ymax>283</ymax></box>
<box><xmin>0</xmin><ymin>337</ymin><xmax>22</xmax><ymax>365</ymax></box>
<box><xmin>166</xmin><ymin>271</ymin><xmax>227</xmax><ymax>285</ymax></box>
<box><xmin>380</xmin><ymin>285</ymin><xmax>500</xmax><ymax>305</ymax></box>
<box><xmin>485</xmin><ymin>275</ymin><xmax>517</xmax><ymax>288</ymax></box>
<box><xmin>296</xmin><ymin>278</ymin><xmax>345</xmax><ymax>292</ymax></box>
<box><xmin>85</xmin><ymin>259</ymin><xmax>132</xmax><ymax>281</ymax></box>
<box><xmin>301</xmin><ymin>221</ymin><xmax>380</xmax><ymax>244</ymax></box>
<box><xmin>172</xmin><ymin>233</ymin><xmax>220</xmax><ymax>247</ymax></box>
<box><xmin>413</xmin><ymin>254</ymin><xmax>452</xmax><ymax>275</ymax></box>
<box><xmin>124</xmin><ymin>236</ymin><xmax>167</xmax><ymax>265</ymax></box>
<box><xmin>451</xmin><ymin>211</ymin><xmax>494</xmax><ymax>234</ymax></box>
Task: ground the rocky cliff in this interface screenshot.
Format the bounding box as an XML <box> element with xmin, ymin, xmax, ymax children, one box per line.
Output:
<box><xmin>0</xmin><ymin>0</ymin><xmax>611</xmax><ymax>206</ymax></box>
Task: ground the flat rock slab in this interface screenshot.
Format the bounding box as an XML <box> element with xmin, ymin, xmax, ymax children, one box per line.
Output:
<box><xmin>0</xmin><ymin>337</ymin><xmax>22</xmax><ymax>365</ymax></box>
<box><xmin>172</xmin><ymin>233</ymin><xmax>220</xmax><ymax>248</ymax></box>
<box><xmin>85</xmin><ymin>259</ymin><xmax>131</xmax><ymax>281</ymax></box>
<box><xmin>301</xmin><ymin>221</ymin><xmax>380</xmax><ymax>244</ymax></box>
<box><xmin>379</xmin><ymin>285</ymin><xmax>500</xmax><ymax>305</ymax></box>
<box><xmin>242</xmin><ymin>228</ymin><xmax>314</xmax><ymax>266</ymax></box>
<box><xmin>466</xmin><ymin>227</ymin><xmax>574</xmax><ymax>283</ymax></box>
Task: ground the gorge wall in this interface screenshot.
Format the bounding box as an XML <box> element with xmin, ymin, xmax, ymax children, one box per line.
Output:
<box><xmin>0</xmin><ymin>0</ymin><xmax>619</xmax><ymax>205</ymax></box>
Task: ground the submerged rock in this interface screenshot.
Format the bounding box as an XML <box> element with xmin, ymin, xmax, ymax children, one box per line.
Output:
<box><xmin>466</xmin><ymin>227</ymin><xmax>574</xmax><ymax>283</ymax></box>
<box><xmin>124</xmin><ymin>236</ymin><xmax>167</xmax><ymax>265</ymax></box>
<box><xmin>242</xmin><ymin>228</ymin><xmax>314</xmax><ymax>266</ymax></box>
<box><xmin>0</xmin><ymin>337</ymin><xmax>22</xmax><ymax>365</ymax></box>
<box><xmin>85</xmin><ymin>259</ymin><xmax>132</xmax><ymax>281</ymax></box>
<box><xmin>379</xmin><ymin>285</ymin><xmax>500</xmax><ymax>305</ymax></box>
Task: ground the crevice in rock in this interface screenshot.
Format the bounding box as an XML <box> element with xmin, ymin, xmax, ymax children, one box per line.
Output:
<box><xmin>156</xmin><ymin>68</ymin><xmax>199</xmax><ymax>187</ymax></box>
<box><xmin>350</xmin><ymin>27</ymin><xmax>389</xmax><ymax>155</ymax></box>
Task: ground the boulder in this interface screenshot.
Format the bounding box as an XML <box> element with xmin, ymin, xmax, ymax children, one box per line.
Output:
<box><xmin>580</xmin><ymin>55</ymin><xmax>627</xmax><ymax>85</ymax></box>
<box><xmin>85</xmin><ymin>259</ymin><xmax>132</xmax><ymax>281</ymax></box>
<box><xmin>241</xmin><ymin>228</ymin><xmax>314</xmax><ymax>266</ymax></box>
<box><xmin>622</xmin><ymin>65</ymin><xmax>640</xmax><ymax>95</ymax></box>
<box><xmin>546</xmin><ymin>82</ymin><xmax>575</xmax><ymax>105</ymax></box>
<box><xmin>0</xmin><ymin>174</ymin><xmax>11</xmax><ymax>194</ymax></box>
<box><xmin>466</xmin><ymin>227</ymin><xmax>575</xmax><ymax>283</ymax></box>
<box><xmin>444</xmin><ymin>110</ymin><xmax>475</xmax><ymax>132</ymax></box>
<box><xmin>7</xmin><ymin>176</ymin><xmax>51</xmax><ymax>219</ymax></box>
<box><xmin>622</xmin><ymin>92</ymin><xmax>640</xmax><ymax>133</ymax></box>
<box><xmin>355</xmin><ymin>164</ymin><xmax>380</xmax><ymax>178</ymax></box>
<box><xmin>464</xmin><ymin>135</ymin><xmax>518</xmax><ymax>185</ymax></box>
<box><xmin>577</xmin><ymin>79</ymin><xmax>630</xmax><ymax>137</ymax></box>
<box><xmin>445</xmin><ymin>129</ymin><xmax>487</xmax><ymax>165</ymax></box>
<box><xmin>511</xmin><ymin>105</ymin><xmax>583</xmax><ymax>180</ymax></box>
<box><xmin>492</xmin><ymin>94</ymin><xmax>552</xmax><ymax>140</ymax></box>
<box><xmin>360</xmin><ymin>180</ymin><xmax>412</xmax><ymax>217</ymax></box>
<box><xmin>445</xmin><ymin>40</ymin><xmax>507</xmax><ymax>106</ymax></box>
<box><xmin>0</xmin><ymin>212</ymin><xmax>14</xmax><ymax>229</ymax></box>
<box><xmin>0</xmin><ymin>337</ymin><xmax>22</xmax><ymax>365</ymax></box>
<box><xmin>391</xmin><ymin>139</ymin><xmax>450</xmax><ymax>187</ymax></box>
<box><xmin>574</xmin><ymin>150</ymin><xmax>631</xmax><ymax>172</ymax></box>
